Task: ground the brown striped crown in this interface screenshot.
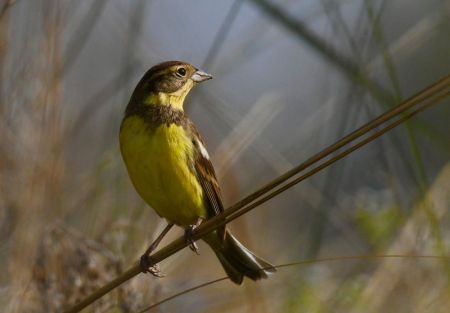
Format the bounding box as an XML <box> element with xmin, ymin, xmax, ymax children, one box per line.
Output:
<box><xmin>129</xmin><ymin>61</ymin><xmax>197</xmax><ymax>102</ymax></box>
<box><xmin>140</xmin><ymin>61</ymin><xmax>197</xmax><ymax>93</ymax></box>
<box><xmin>124</xmin><ymin>60</ymin><xmax>213</xmax><ymax>123</ymax></box>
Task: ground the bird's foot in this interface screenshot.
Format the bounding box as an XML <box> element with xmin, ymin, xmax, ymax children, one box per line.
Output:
<box><xmin>140</xmin><ymin>254</ymin><xmax>165</xmax><ymax>277</ymax></box>
<box><xmin>185</xmin><ymin>218</ymin><xmax>203</xmax><ymax>255</ymax></box>
<box><xmin>185</xmin><ymin>227</ymin><xmax>199</xmax><ymax>254</ymax></box>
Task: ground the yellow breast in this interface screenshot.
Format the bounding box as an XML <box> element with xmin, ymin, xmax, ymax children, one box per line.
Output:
<box><xmin>119</xmin><ymin>116</ymin><xmax>207</xmax><ymax>226</ymax></box>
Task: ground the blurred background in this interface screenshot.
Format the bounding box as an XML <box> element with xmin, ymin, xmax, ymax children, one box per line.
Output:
<box><xmin>1</xmin><ymin>0</ymin><xmax>450</xmax><ymax>312</ymax></box>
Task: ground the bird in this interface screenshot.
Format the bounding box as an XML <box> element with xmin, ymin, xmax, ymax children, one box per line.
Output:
<box><xmin>119</xmin><ymin>61</ymin><xmax>275</xmax><ymax>284</ymax></box>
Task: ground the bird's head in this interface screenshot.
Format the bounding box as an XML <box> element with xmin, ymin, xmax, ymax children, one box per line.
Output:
<box><xmin>128</xmin><ymin>61</ymin><xmax>212</xmax><ymax>111</ymax></box>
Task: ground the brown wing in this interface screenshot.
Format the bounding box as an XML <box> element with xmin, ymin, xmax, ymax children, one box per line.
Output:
<box><xmin>188</xmin><ymin>122</ymin><xmax>226</xmax><ymax>239</ymax></box>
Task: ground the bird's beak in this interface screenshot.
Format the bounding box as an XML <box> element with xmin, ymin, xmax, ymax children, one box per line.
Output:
<box><xmin>191</xmin><ymin>70</ymin><xmax>212</xmax><ymax>83</ymax></box>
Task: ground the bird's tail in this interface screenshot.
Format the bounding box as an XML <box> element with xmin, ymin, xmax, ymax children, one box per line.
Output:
<box><xmin>204</xmin><ymin>230</ymin><xmax>276</xmax><ymax>285</ymax></box>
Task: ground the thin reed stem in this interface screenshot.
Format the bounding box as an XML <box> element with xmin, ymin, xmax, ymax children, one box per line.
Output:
<box><xmin>63</xmin><ymin>76</ymin><xmax>450</xmax><ymax>313</ymax></box>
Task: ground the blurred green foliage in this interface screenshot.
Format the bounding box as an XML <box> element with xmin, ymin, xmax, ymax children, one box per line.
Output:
<box><xmin>355</xmin><ymin>205</ymin><xmax>404</xmax><ymax>251</ymax></box>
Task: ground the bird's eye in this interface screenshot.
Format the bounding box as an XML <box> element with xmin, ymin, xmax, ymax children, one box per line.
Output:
<box><xmin>176</xmin><ymin>67</ymin><xmax>187</xmax><ymax>77</ymax></box>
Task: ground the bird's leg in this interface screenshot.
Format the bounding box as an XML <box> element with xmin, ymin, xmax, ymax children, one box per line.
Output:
<box><xmin>140</xmin><ymin>223</ymin><xmax>174</xmax><ymax>276</ymax></box>
<box><xmin>184</xmin><ymin>218</ymin><xmax>203</xmax><ymax>255</ymax></box>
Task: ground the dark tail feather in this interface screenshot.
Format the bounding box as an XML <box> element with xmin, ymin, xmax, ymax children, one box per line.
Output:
<box><xmin>204</xmin><ymin>231</ymin><xmax>276</xmax><ymax>285</ymax></box>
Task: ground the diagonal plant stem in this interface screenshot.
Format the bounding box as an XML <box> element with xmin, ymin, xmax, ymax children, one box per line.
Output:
<box><xmin>248</xmin><ymin>0</ymin><xmax>395</xmax><ymax>105</ymax></box>
<box><xmin>251</xmin><ymin>0</ymin><xmax>430</xmax><ymax>201</ymax></box>
<box><xmin>220</xmin><ymin>76</ymin><xmax>449</xmax><ymax>216</ymax></box>
<box><xmin>363</xmin><ymin>0</ymin><xmax>428</xmax><ymax>190</ymax></box>
<box><xmin>202</xmin><ymin>0</ymin><xmax>244</xmax><ymax>69</ymax></box>
<box><xmin>63</xmin><ymin>75</ymin><xmax>450</xmax><ymax>313</ymax></box>
<box><xmin>221</xmin><ymin>92</ymin><xmax>449</xmax><ymax>226</ymax></box>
